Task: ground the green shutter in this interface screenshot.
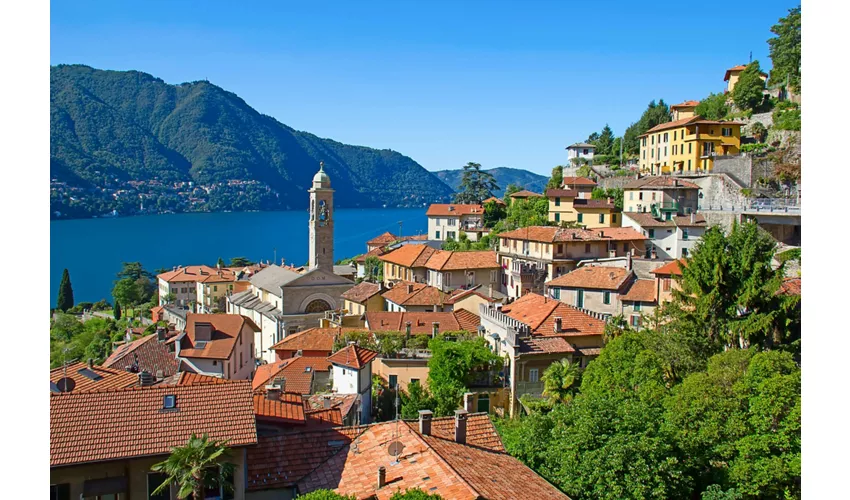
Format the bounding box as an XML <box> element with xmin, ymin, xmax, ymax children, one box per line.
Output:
<box><xmin>577</xmin><ymin>213</ymin><xmax>583</xmax><ymax>223</ymax></box>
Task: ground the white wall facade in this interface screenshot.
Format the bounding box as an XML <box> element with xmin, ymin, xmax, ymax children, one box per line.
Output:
<box><xmin>331</xmin><ymin>362</ymin><xmax>373</xmax><ymax>424</ymax></box>
<box><xmin>621</xmin><ymin>214</ymin><xmax>705</xmax><ymax>260</ymax></box>
<box><xmin>428</xmin><ymin>216</ymin><xmax>460</xmax><ymax>241</ymax></box>
<box><xmin>567</xmin><ymin>146</ymin><xmax>595</xmax><ymax>162</ymax></box>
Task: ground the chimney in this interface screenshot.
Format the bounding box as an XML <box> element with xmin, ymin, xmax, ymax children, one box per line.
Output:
<box><xmin>454</xmin><ymin>409</ymin><xmax>468</xmax><ymax>444</ymax></box>
<box><xmin>87</xmin><ymin>358</ymin><xmax>94</xmax><ymax>370</ymax></box>
<box><xmin>488</xmin><ymin>283</ymin><xmax>494</xmax><ymax>297</ymax></box>
<box><xmin>378</xmin><ymin>466</ymin><xmax>387</xmax><ymax>489</ymax></box>
<box><xmin>407</xmin><ymin>284</ymin><xmax>414</xmax><ymax>294</ymax></box>
<box><xmin>323</xmin><ymin>395</ymin><xmax>332</xmax><ymax>409</ymax></box>
<box><xmin>607</xmin><ymin>197</ymin><xmax>612</xmax><ymax>204</ymax></box>
<box><xmin>651</xmin><ymin>247</ymin><xmax>657</xmax><ymax>260</ymax></box>
<box><xmin>138</xmin><ymin>371</ymin><xmax>155</xmax><ymax>386</ymax></box>
<box><xmin>464</xmin><ymin>392</ymin><xmax>475</xmax><ymax>413</ymax></box>
<box><xmin>405</xmin><ymin>321</ymin><xmax>412</xmax><ymax>340</ymax></box>
<box><xmin>194</xmin><ymin>322</ymin><xmax>213</xmax><ymax>341</ymax></box>
<box><xmin>432</xmin><ymin>322</ymin><xmax>439</xmax><ymax>338</ymax></box>
<box><xmin>691</xmin><ymin>212</ymin><xmax>696</xmax><ymax>224</ymax></box>
<box><xmin>156</xmin><ymin>327</ymin><xmax>167</xmax><ymax>342</ymax></box>
<box><xmin>266</xmin><ymin>385</ymin><xmax>281</xmax><ymax>401</ymax></box>
<box><xmin>419</xmin><ymin>409</ymin><xmax>433</xmax><ymax>435</ymax></box>
<box><xmin>554</xmin><ymin>317</ymin><xmax>562</xmax><ymax>332</ymax></box>
<box><xmin>627</xmin><ymin>251</ymin><xmax>632</xmax><ymax>271</ymax></box>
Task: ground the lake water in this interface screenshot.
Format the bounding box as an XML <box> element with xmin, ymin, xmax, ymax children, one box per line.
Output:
<box><xmin>50</xmin><ymin>208</ymin><xmax>427</xmax><ymax>304</ymax></box>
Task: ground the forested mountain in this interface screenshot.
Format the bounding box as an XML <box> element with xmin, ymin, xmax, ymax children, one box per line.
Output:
<box><xmin>50</xmin><ymin>65</ymin><xmax>453</xmax><ymax>218</ymax></box>
<box><xmin>433</xmin><ymin>167</ymin><xmax>548</xmax><ymax>197</ymax></box>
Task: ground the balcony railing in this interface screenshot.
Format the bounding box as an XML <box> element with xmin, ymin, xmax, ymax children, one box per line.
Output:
<box><xmin>468</xmin><ymin>370</ymin><xmax>504</xmax><ymax>388</ymax></box>
<box><xmin>515</xmin><ymin>381</ymin><xmax>545</xmax><ymax>397</ymax></box>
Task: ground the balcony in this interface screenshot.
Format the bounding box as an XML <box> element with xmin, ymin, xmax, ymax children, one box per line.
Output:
<box><xmin>468</xmin><ymin>369</ymin><xmax>505</xmax><ymax>388</ymax></box>
<box><xmin>650</xmin><ymin>201</ymin><xmax>678</xmax><ymax>218</ymax></box>
<box><xmin>515</xmin><ymin>381</ymin><xmax>545</xmax><ymax>397</ymax></box>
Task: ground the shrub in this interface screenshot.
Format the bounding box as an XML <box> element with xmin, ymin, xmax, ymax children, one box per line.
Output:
<box><xmin>741</xmin><ymin>143</ymin><xmax>768</xmax><ymax>154</ymax></box>
<box><xmin>773</xmin><ymin>108</ymin><xmax>801</xmax><ymax>131</ymax></box>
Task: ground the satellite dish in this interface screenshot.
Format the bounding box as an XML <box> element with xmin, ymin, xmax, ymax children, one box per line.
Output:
<box><xmin>56</xmin><ymin>377</ymin><xmax>76</xmax><ymax>393</ymax></box>
<box><xmin>387</xmin><ymin>441</ymin><xmax>405</xmax><ymax>458</ymax></box>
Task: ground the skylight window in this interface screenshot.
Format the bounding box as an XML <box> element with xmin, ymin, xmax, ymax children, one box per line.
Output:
<box><xmin>77</xmin><ymin>368</ymin><xmax>103</xmax><ymax>381</ymax></box>
<box><xmin>163</xmin><ymin>395</ymin><xmax>176</xmax><ymax>409</ymax></box>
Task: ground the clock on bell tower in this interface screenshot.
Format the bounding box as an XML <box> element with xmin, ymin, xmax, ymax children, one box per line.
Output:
<box><xmin>308</xmin><ymin>162</ymin><xmax>334</xmax><ymax>271</ymax></box>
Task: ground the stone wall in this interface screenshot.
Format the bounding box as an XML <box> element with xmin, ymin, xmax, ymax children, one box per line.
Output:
<box><xmin>597</xmin><ymin>176</ymin><xmax>637</xmax><ymax>190</ymax></box>
<box><xmin>712</xmin><ymin>156</ymin><xmax>752</xmax><ymax>187</ymax></box>
<box><xmin>691</xmin><ymin>174</ymin><xmax>748</xmax><ymax>208</ymax></box>
<box><xmin>700</xmin><ymin>211</ymin><xmax>743</xmax><ymax>232</ymax></box>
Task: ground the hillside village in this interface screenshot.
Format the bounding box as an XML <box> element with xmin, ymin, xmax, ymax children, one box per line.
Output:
<box><xmin>49</xmin><ymin>8</ymin><xmax>802</xmax><ymax>500</ymax></box>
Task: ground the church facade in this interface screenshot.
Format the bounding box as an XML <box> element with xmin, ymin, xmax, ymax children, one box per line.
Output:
<box><xmin>228</xmin><ymin>163</ymin><xmax>355</xmax><ymax>364</ymax></box>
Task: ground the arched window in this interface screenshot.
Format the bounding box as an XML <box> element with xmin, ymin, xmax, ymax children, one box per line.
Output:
<box><xmin>304</xmin><ymin>299</ymin><xmax>332</xmax><ymax>313</ymax></box>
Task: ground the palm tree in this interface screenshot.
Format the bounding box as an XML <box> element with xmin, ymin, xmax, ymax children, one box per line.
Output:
<box><xmin>542</xmin><ymin>359</ymin><xmax>580</xmax><ymax>404</ymax></box>
<box><xmin>151</xmin><ymin>433</ymin><xmax>234</xmax><ymax>499</ymax></box>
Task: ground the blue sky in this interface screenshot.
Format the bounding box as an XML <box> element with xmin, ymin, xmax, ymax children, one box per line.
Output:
<box><xmin>50</xmin><ymin>0</ymin><xmax>797</xmax><ymax>176</ymax></box>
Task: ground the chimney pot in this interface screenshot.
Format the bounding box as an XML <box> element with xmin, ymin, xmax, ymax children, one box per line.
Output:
<box><xmin>323</xmin><ymin>395</ymin><xmax>332</xmax><ymax>409</ymax></box>
<box><xmin>454</xmin><ymin>409</ymin><xmax>468</xmax><ymax>444</ymax></box>
<box><xmin>378</xmin><ymin>466</ymin><xmax>387</xmax><ymax>489</ymax></box>
<box><xmin>463</xmin><ymin>392</ymin><xmax>475</xmax><ymax>413</ymax></box>
<box><xmin>554</xmin><ymin>317</ymin><xmax>563</xmax><ymax>332</ymax></box>
<box><xmin>266</xmin><ymin>385</ymin><xmax>281</xmax><ymax>401</ymax></box>
<box><xmin>87</xmin><ymin>358</ymin><xmax>94</xmax><ymax>370</ymax></box>
<box><xmin>407</xmin><ymin>284</ymin><xmax>414</xmax><ymax>294</ymax></box>
<box><xmin>419</xmin><ymin>409</ymin><xmax>433</xmax><ymax>435</ymax></box>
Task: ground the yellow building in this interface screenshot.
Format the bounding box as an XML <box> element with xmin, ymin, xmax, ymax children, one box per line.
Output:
<box><xmin>546</xmin><ymin>185</ymin><xmax>621</xmax><ymax>229</ymax></box>
<box><xmin>724</xmin><ymin>64</ymin><xmax>768</xmax><ymax>94</ymax></box>
<box><xmin>670</xmin><ymin>100</ymin><xmax>699</xmax><ymax>121</ymax></box>
<box><xmin>638</xmin><ymin>116</ymin><xmax>743</xmax><ymax>175</ymax></box>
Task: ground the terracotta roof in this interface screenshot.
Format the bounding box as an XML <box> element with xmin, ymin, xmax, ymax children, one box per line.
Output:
<box><xmin>510</xmin><ymin>189</ymin><xmax>543</xmax><ymax>198</ymax></box>
<box><xmin>779</xmin><ymin>277</ymin><xmax>801</xmax><ymax>296</ymax></box>
<box><xmin>639</xmin><ymin>116</ymin><xmax>744</xmax><ymax>136</ymax></box>
<box><xmin>402</xmin><ymin>234</ymin><xmax>428</xmax><ymax>242</ymax></box>
<box><xmin>671</xmin><ymin>100</ymin><xmax>700</xmax><ymax>108</ymax></box>
<box><xmin>50</xmin><ymin>362</ymin><xmax>139</xmax><ymax>394</ymax></box>
<box><xmin>651</xmin><ymin>258</ymin><xmax>687</xmax><ymax>276</ymax></box>
<box><xmin>269</xmin><ymin>328</ymin><xmax>347</xmax><ymax>353</ymax></box>
<box><xmin>379</xmin><ymin>244</ymin><xmax>434</xmax><ymax>268</ymax></box>
<box><xmin>327</xmin><ymin>345</ymin><xmax>379</xmax><ymax>370</ymax></box>
<box><xmin>621</xmin><ymin>279</ymin><xmax>657</xmax><ymax>303</ymax></box>
<box><xmin>501</xmin><ymin>293</ymin><xmax>606</xmax><ymax>336</ymax></box>
<box><xmin>424</xmin><ymin>250</ymin><xmax>499</xmax><ymax>271</ymax></box>
<box><xmin>426</xmin><ymin>203</ymin><xmax>485</xmax><ymax>217</ymax></box>
<box><xmin>252</xmin><ymin>356</ymin><xmax>331</xmax><ymax>394</ymax></box>
<box><xmin>453</xmin><ymin>309</ymin><xmax>482</xmax><ymax>331</ymax></box>
<box><xmin>499</xmin><ymin>226</ymin><xmax>647</xmax><ymax>243</ymax></box>
<box><xmin>624</xmin><ymin>212</ymin><xmax>707</xmax><ymax>227</ymax></box>
<box><xmin>50</xmin><ymin>382</ymin><xmax>257</xmax><ymax>467</ymax></box>
<box><xmin>156</xmin><ymin>265</ymin><xmax>236</xmax><ymax>283</ymax></box>
<box><xmin>354</xmin><ymin>246</ymin><xmax>391</xmax><ymax>263</ymax></box>
<box><xmin>367</xmin><ymin>232</ymin><xmax>399</xmax><ymax>246</ymax></box>
<box><xmin>518</xmin><ymin>336</ymin><xmax>577</xmax><ymax>354</ymax></box>
<box><xmin>382</xmin><ymin>281</ymin><xmax>447</xmax><ymax>307</ymax></box>
<box><xmin>172</xmin><ymin>372</ymin><xmax>232</xmax><ymax>385</ymax></box>
<box><xmin>254</xmin><ymin>392</ymin><xmax>306</xmax><ymax>424</ymax></box>
<box><xmin>483</xmin><ymin>196</ymin><xmax>506</xmax><ymax>205</ymax></box>
<box><xmin>305</xmin><ymin>407</ymin><xmax>344</xmax><ymax>427</ymax></box>
<box><xmin>623</xmin><ymin>176</ymin><xmax>701</xmax><ymax>189</ymax></box>
<box><xmin>444</xmin><ymin>288</ymin><xmax>499</xmax><ymax>305</ymax></box>
<box><xmin>178</xmin><ymin>313</ymin><xmax>259</xmax><ymax>360</ymax></box>
<box><xmin>341</xmin><ymin>282</ymin><xmax>383</xmax><ymax>304</ymax></box>
<box><xmin>562</xmin><ymin>176</ymin><xmax>598</xmax><ymax>186</ymax></box>
<box><xmin>303</xmin><ymin>393</ymin><xmax>359</xmax><ymax>419</ymax></box>
<box><xmin>102</xmin><ymin>334</ymin><xmax>179</xmax><ymax>377</ymax></box>
<box><xmin>412</xmin><ymin>246</ymin><xmax>439</xmax><ymax>267</ymax></box>
<box><xmin>724</xmin><ymin>65</ymin><xmax>768</xmax><ymax>81</ymax></box>
<box><xmin>545</xmin><ymin>188</ymin><xmax>579</xmax><ymax>198</ymax></box>
<box><xmin>425</xmin><ymin>413</ymin><xmax>505</xmax><ymax>452</ymax></box>
<box><xmin>573</xmin><ymin>198</ymin><xmax>617</xmax><ymax>209</ymax></box>
<box><xmin>547</xmin><ymin>266</ymin><xmax>633</xmax><ymax>291</ymax></box>
<box><xmin>365</xmin><ymin>311</ymin><xmax>476</xmax><ymax>334</ymax></box>
<box><xmin>567</xmin><ymin>142</ymin><xmax>596</xmax><ymax>149</ymax></box>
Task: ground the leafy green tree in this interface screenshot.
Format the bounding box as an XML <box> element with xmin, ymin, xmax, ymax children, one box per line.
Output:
<box><xmin>57</xmin><ymin>268</ymin><xmax>74</xmax><ymax>312</ymax></box>
<box><xmin>768</xmin><ymin>6</ymin><xmax>801</xmax><ymax>91</ymax></box>
<box><xmin>298</xmin><ymin>491</ymin><xmax>356</xmax><ymax>500</ymax></box>
<box><xmin>749</xmin><ymin>121</ymin><xmax>768</xmax><ymax>142</ymax></box>
<box><xmin>427</xmin><ymin>337</ymin><xmax>502</xmax><ymax>416</ymax></box>
<box><xmin>502</xmin><ymin>183</ymin><xmax>522</xmax><ymax>204</ymax></box>
<box><xmin>112</xmin><ymin>277</ymin><xmax>142</xmax><ymax>307</ymax></box>
<box><xmin>216</xmin><ymin>257</ymin><xmax>226</xmax><ymax>268</ymax></box>
<box><xmin>151</xmin><ymin>433</ymin><xmax>235</xmax><ymax>499</ymax></box>
<box><xmin>590</xmin><ymin>187</ymin><xmax>623</xmax><ymax>210</ymax></box>
<box><xmin>495</xmin><ymin>196</ymin><xmax>549</xmax><ymax>230</ymax></box>
<box><xmin>575</xmin><ymin>164</ymin><xmax>593</xmax><ymax>179</ymax></box>
<box><xmin>664</xmin><ymin>349</ymin><xmax>800</xmax><ymax>499</ymax></box>
<box><xmin>623</xmin><ymin>100</ymin><xmax>671</xmax><ymax>155</ymax></box>
<box><xmin>390</xmin><ymin>488</ymin><xmax>444</xmax><ymax>499</ymax></box>
<box><xmin>162</xmin><ymin>292</ymin><xmax>176</xmax><ymax>304</ymax></box>
<box><xmin>400</xmin><ymin>380</ymin><xmax>436</xmax><ymax>419</ymax></box>
<box><xmin>229</xmin><ymin>257</ymin><xmax>254</xmax><ymax>267</ymax></box>
<box><xmin>483</xmin><ymin>199</ymin><xmax>507</xmax><ymax>227</ymax></box>
<box><xmin>455</xmin><ymin>162</ymin><xmax>499</xmax><ymax>204</ymax></box>
<box><xmin>363</xmin><ymin>255</ymin><xmax>384</xmax><ymax>283</ymax></box>
<box><xmin>113</xmin><ymin>302</ymin><xmax>122</xmax><ymax>320</ymax></box>
<box><xmin>732</xmin><ymin>61</ymin><xmax>767</xmax><ymax>111</ymax></box>
<box><xmin>541</xmin><ymin>359</ymin><xmax>580</xmax><ymax>404</ymax></box>
<box><xmin>695</xmin><ymin>93</ymin><xmax>730</xmax><ymax>120</ymax></box>
<box><xmin>117</xmin><ymin>261</ymin><xmax>154</xmax><ymax>281</ymax></box>
<box><xmin>546</xmin><ymin>165</ymin><xmax>564</xmax><ymax>189</ymax></box>
<box><xmin>700</xmin><ymin>485</ymin><xmax>743</xmax><ymax>500</ymax></box>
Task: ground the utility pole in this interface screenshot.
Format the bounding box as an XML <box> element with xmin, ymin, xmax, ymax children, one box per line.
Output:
<box><xmin>273</xmin><ymin>247</ymin><xmax>277</xmax><ymax>265</ymax></box>
<box><xmin>620</xmin><ymin>134</ymin><xmax>624</xmax><ymax>168</ymax></box>
<box><xmin>397</xmin><ymin>221</ymin><xmax>403</xmax><ymax>239</ymax></box>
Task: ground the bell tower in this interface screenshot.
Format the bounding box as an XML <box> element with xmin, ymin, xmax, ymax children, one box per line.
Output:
<box><xmin>309</xmin><ymin>162</ymin><xmax>334</xmax><ymax>271</ymax></box>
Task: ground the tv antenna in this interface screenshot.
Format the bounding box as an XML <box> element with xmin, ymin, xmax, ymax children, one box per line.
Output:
<box><xmin>397</xmin><ymin>221</ymin><xmax>403</xmax><ymax>238</ymax></box>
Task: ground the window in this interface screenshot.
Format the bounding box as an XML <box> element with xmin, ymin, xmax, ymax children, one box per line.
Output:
<box><xmin>388</xmin><ymin>374</ymin><xmax>398</xmax><ymax>388</ymax></box>
<box><xmin>447</xmin><ymin>231</ymin><xmax>456</xmax><ymax>240</ymax></box>
<box><xmin>612</xmin><ymin>214</ymin><xmax>618</xmax><ymax>224</ymax></box>
<box><xmin>648</xmin><ymin>229</ymin><xmax>655</xmax><ymax>238</ymax></box>
<box><xmin>663</xmin><ymin>278</ymin><xmax>671</xmax><ymax>291</ymax></box>
<box><xmin>651</xmin><ymin>148</ymin><xmax>654</xmax><ymax>158</ymax></box>
<box><xmin>50</xmin><ymin>484</ymin><xmax>70</xmax><ymax>500</ymax></box>
<box><xmin>629</xmin><ymin>192</ymin><xmax>634</xmax><ymax>200</ymax></box>
<box><xmin>435</xmin><ymin>230</ymin><xmax>440</xmax><ymax>239</ymax></box>
<box><xmin>552</xmin><ymin>288</ymin><xmax>561</xmax><ymax>299</ymax></box>
<box><xmin>584</xmin><ymin>243</ymin><xmax>591</xmax><ymax>253</ymax></box>
<box><xmin>603</xmin><ymin>291</ymin><xmax>611</xmax><ymax>305</ymax></box>
<box><xmin>576</xmin><ymin>290</ymin><xmax>584</xmax><ymax>308</ymax></box>
<box><xmin>682</xmin><ymin>229</ymin><xmax>689</xmax><ymax>240</ymax></box>
<box><xmin>642</xmin><ymin>137</ymin><xmax>646</xmax><ymax>146</ymax></box>
<box><xmin>577</xmin><ymin>213</ymin><xmax>583</xmax><ymax>223</ymax></box>
<box><xmin>444</xmin><ymin>272</ymin><xmax>451</xmax><ymax>287</ymax></box>
<box><xmin>682</xmin><ymin>248</ymin><xmax>689</xmax><ymax>257</ymax></box>
<box><xmin>490</xmin><ymin>270</ymin><xmax>497</xmax><ymax>282</ymax></box>
<box><xmin>623</xmin><ymin>243</ymin><xmax>628</xmax><ymax>252</ymax></box>
<box><xmin>634</xmin><ymin>302</ymin><xmax>642</xmax><ymax>312</ymax></box>
<box><xmin>598</xmin><ymin>213</ymin><xmax>604</xmax><ymax>223</ymax></box>
<box><xmin>240</xmin><ymin>352</ymin><xmax>243</xmax><ymax>368</ymax></box>
<box><xmin>664</xmin><ymin>146</ymin><xmax>667</xmax><ymax>156</ymax></box>
<box><xmin>212</xmin><ymin>360</ymin><xmax>217</xmax><ymax>366</ymax></box>
<box><xmin>673</xmin><ymin>145</ymin><xmax>677</xmax><ymax>155</ymax></box>
<box><xmin>529</xmin><ymin>368</ymin><xmax>539</xmax><ymax>382</ymax></box>
<box><xmin>674</xmin><ymin>131</ymin><xmax>677</xmax><ymax>141</ymax></box>
<box><xmin>702</xmin><ymin>141</ymin><xmax>715</xmax><ymax>157</ymax></box>
<box><xmin>630</xmin><ymin>315</ymin><xmax>640</xmax><ymax>327</ymax></box>
<box><xmin>555</xmin><ymin>212</ymin><xmax>560</xmax><ymax>222</ymax></box>
<box><xmin>688</xmin><ymin>159</ymin><xmax>692</xmax><ymax>170</ymax></box>
<box><xmin>555</xmin><ymin>197</ymin><xmax>560</xmax><ymax>206</ymax></box>
<box><xmin>639</xmin><ymin>192</ymin><xmax>643</xmax><ymax>200</ymax></box>
<box><xmin>642</xmin><ymin>150</ymin><xmax>645</xmax><ymax>159</ymax></box>
<box><xmin>213</xmin><ymin>285</ymin><xmax>218</xmax><ymax>292</ymax></box>
<box><xmin>665</xmin><ymin>212</ymin><xmax>672</xmax><ymax>221</ymax></box>
<box><xmin>148</xmin><ymin>473</ymin><xmax>170</xmax><ymax>500</ymax></box>
<box><xmin>722</xmin><ymin>127</ymin><xmax>732</xmax><ymax>137</ymax></box>
<box><xmin>664</xmin><ymin>132</ymin><xmax>669</xmax><ymax>143</ymax></box>
<box><xmin>651</xmin><ymin>135</ymin><xmax>654</xmax><ymax>145</ymax></box>
<box><xmin>448</xmin><ymin>218</ymin><xmax>456</xmax><ymax>226</ymax></box>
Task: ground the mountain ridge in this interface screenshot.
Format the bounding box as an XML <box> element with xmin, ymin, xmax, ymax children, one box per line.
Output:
<box><xmin>432</xmin><ymin>166</ymin><xmax>549</xmax><ymax>198</ymax></box>
<box><xmin>50</xmin><ymin>64</ymin><xmax>454</xmax><ymax>218</ymax></box>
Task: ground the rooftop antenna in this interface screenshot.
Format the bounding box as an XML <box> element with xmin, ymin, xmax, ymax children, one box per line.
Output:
<box><xmin>398</xmin><ymin>221</ymin><xmax>403</xmax><ymax>239</ymax></box>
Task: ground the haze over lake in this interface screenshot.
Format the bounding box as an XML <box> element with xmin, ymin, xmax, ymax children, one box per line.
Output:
<box><xmin>50</xmin><ymin>208</ymin><xmax>427</xmax><ymax>304</ymax></box>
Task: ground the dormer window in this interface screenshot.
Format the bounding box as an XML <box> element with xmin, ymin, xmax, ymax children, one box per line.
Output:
<box><xmin>163</xmin><ymin>395</ymin><xmax>176</xmax><ymax>409</ymax></box>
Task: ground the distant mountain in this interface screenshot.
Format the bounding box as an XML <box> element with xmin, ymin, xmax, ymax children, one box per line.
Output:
<box><xmin>50</xmin><ymin>65</ymin><xmax>454</xmax><ymax>218</ymax></box>
<box><xmin>433</xmin><ymin>167</ymin><xmax>549</xmax><ymax>198</ymax></box>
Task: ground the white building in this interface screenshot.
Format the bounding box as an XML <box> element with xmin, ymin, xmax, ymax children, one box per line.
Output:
<box><xmin>622</xmin><ymin>212</ymin><xmax>708</xmax><ymax>260</ymax></box>
<box><xmin>328</xmin><ymin>344</ymin><xmax>378</xmax><ymax>425</ymax></box>
<box><xmin>426</xmin><ymin>204</ymin><xmax>488</xmax><ymax>242</ymax></box>
<box><xmin>566</xmin><ymin>143</ymin><xmax>596</xmax><ymax>164</ymax></box>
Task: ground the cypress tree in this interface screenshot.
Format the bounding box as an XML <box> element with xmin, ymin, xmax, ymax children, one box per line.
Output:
<box><xmin>57</xmin><ymin>268</ymin><xmax>74</xmax><ymax>312</ymax></box>
<box><xmin>113</xmin><ymin>301</ymin><xmax>122</xmax><ymax>320</ymax></box>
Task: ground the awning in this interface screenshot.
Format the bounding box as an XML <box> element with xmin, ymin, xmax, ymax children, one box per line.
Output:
<box><xmin>82</xmin><ymin>476</ymin><xmax>128</xmax><ymax>497</ymax></box>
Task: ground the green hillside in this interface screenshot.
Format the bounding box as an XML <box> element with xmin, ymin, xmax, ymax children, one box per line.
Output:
<box><xmin>50</xmin><ymin>65</ymin><xmax>453</xmax><ymax>218</ymax></box>
<box><xmin>433</xmin><ymin>167</ymin><xmax>549</xmax><ymax>198</ymax></box>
